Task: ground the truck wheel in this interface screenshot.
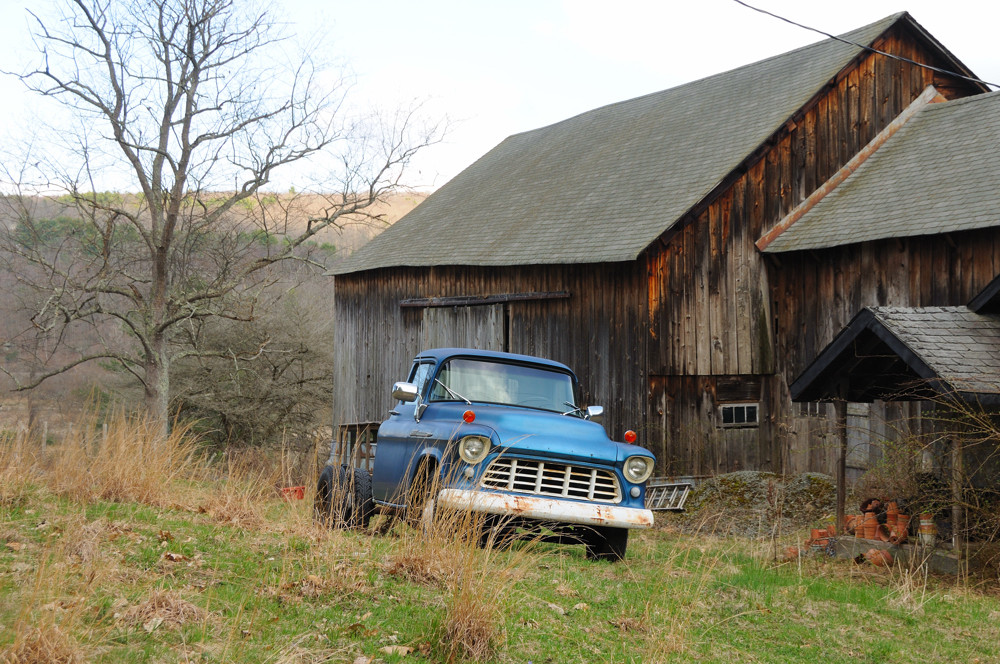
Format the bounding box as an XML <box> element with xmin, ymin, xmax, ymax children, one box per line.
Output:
<box><xmin>348</xmin><ymin>467</ymin><xmax>375</xmax><ymax>529</ymax></box>
<box><xmin>314</xmin><ymin>465</ymin><xmax>336</xmax><ymax>527</ymax></box>
<box><xmin>585</xmin><ymin>527</ymin><xmax>628</xmax><ymax>562</ymax></box>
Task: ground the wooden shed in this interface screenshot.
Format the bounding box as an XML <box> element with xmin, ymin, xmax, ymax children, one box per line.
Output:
<box><xmin>330</xmin><ymin>12</ymin><xmax>993</xmax><ymax>478</ymax></box>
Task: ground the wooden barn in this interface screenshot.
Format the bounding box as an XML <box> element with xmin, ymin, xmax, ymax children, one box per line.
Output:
<box><xmin>330</xmin><ymin>12</ymin><xmax>998</xmax><ymax>479</ymax></box>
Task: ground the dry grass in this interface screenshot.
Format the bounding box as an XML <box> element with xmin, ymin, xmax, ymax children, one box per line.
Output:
<box><xmin>118</xmin><ymin>589</ymin><xmax>212</xmax><ymax>630</ymax></box>
<box><xmin>0</xmin><ymin>431</ymin><xmax>35</xmax><ymax>507</ymax></box>
<box><xmin>41</xmin><ymin>411</ymin><xmax>202</xmax><ymax>505</ymax></box>
<box><xmin>1</xmin><ymin>623</ymin><xmax>85</xmax><ymax>664</ymax></box>
<box><xmin>381</xmin><ymin>475</ymin><xmax>541</xmax><ymax>662</ymax></box>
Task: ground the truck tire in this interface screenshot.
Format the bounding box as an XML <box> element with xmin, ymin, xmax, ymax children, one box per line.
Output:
<box><xmin>585</xmin><ymin>526</ymin><xmax>628</xmax><ymax>562</ymax></box>
<box><xmin>348</xmin><ymin>467</ymin><xmax>375</xmax><ymax>529</ymax></box>
<box><xmin>314</xmin><ymin>465</ymin><xmax>337</xmax><ymax>527</ymax></box>
<box><xmin>316</xmin><ymin>465</ymin><xmax>373</xmax><ymax>529</ymax></box>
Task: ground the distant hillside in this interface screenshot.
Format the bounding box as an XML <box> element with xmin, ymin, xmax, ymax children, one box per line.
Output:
<box><xmin>0</xmin><ymin>190</ymin><xmax>428</xmax><ymax>257</ymax></box>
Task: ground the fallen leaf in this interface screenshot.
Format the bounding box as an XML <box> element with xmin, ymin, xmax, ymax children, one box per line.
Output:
<box><xmin>380</xmin><ymin>645</ymin><xmax>414</xmax><ymax>656</ymax></box>
<box><xmin>5</xmin><ymin>542</ymin><xmax>23</xmax><ymax>552</ymax></box>
<box><xmin>163</xmin><ymin>552</ymin><xmax>188</xmax><ymax>562</ymax></box>
<box><xmin>547</xmin><ymin>602</ymin><xmax>565</xmax><ymax>615</ymax></box>
<box><xmin>143</xmin><ymin>617</ymin><xmax>163</xmax><ymax>633</ymax></box>
<box><xmin>158</xmin><ymin>530</ymin><xmax>173</xmax><ymax>542</ymax></box>
<box><xmin>573</xmin><ymin>602</ymin><xmax>590</xmax><ymax>611</ymax></box>
<box><xmin>352</xmin><ymin>657</ymin><xmax>372</xmax><ymax>664</ymax></box>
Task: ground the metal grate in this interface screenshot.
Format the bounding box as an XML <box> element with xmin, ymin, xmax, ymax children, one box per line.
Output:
<box><xmin>480</xmin><ymin>457</ymin><xmax>621</xmax><ymax>504</ymax></box>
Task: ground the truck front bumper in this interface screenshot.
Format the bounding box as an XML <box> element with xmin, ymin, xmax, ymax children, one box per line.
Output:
<box><xmin>436</xmin><ymin>488</ymin><xmax>654</xmax><ymax>529</ymax></box>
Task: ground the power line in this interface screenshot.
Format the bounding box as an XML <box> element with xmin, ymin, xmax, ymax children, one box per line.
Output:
<box><xmin>732</xmin><ymin>0</ymin><xmax>999</xmax><ymax>90</ymax></box>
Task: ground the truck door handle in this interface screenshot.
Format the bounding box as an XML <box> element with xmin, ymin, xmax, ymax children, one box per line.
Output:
<box><xmin>409</xmin><ymin>430</ymin><xmax>433</xmax><ymax>438</ymax></box>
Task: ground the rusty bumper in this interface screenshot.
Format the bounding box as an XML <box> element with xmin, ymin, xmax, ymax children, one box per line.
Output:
<box><xmin>436</xmin><ymin>489</ymin><xmax>654</xmax><ymax>529</ymax></box>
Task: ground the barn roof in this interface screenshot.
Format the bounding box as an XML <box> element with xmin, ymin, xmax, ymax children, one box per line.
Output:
<box><xmin>763</xmin><ymin>91</ymin><xmax>1000</xmax><ymax>253</ymax></box>
<box><xmin>790</xmin><ymin>306</ymin><xmax>1000</xmax><ymax>404</ymax></box>
<box><xmin>333</xmin><ymin>13</ymin><xmax>918</xmax><ymax>275</ymax></box>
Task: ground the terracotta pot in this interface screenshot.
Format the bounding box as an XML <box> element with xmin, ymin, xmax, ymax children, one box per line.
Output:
<box><xmin>811</xmin><ymin>528</ymin><xmax>825</xmax><ymax>542</ymax></box>
<box><xmin>865</xmin><ymin>548</ymin><xmax>893</xmax><ymax>567</ymax></box>
<box><xmin>876</xmin><ymin>525</ymin><xmax>891</xmax><ymax>542</ymax></box>
<box><xmin>845</xmin><ymin>514</ymin><xmax>857</xmax><ymax>535</ymax></box>
<box><xmin>896</xmin><ymin>514</ymin><xmax>910</xmax><ymax>531</ymax></box>
<box><xmin>863</xmin><ymin>513</ymin><xmax>878</xmax><ymax>539</ymax></box>
<box><xmin>827</xmin><ymin>524</ymin><xmax>837</xmax><ymax>537</ymax></box>
<box><xmin>891</xmin><ymin>523</ymin><xmax>908</xmax><ymax>544</ymax></box>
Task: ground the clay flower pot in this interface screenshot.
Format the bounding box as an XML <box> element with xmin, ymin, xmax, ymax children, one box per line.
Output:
<box><xmin>863</xmin><ymin>513</ymin><xmax>878</xmax><ymax>539</ymax></box>
<box><xmin>844</xmin><ymin>514</ymin><xmax>857</xmax><ymax>535</ymax></box>
<box><xmin>865</xmin><ymin>548</ymin><xmax>893</xmax><ymax>567</ymax></box>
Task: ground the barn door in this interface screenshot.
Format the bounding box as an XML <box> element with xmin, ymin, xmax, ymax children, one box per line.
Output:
<box><xmin>419</xmin><ymin>304</ymin><xmax>506</xmax><ymax>351</ymax></box>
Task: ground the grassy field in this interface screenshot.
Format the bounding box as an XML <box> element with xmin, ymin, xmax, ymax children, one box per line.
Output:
<box><xmin>2</xmin><ymin>417</ymin><xmax>1000</xmax><ymax>663</ymax></box>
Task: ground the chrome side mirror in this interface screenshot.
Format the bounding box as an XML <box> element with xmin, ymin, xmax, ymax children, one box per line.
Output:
<box><xmin>392</xmin><ymin>382</ymin><xmax>419</xmax><ymax>402</ymax></box>
<box><xmin>585</xmin><ymin>405</ymin><xmax>604</xmax><ymax>424</ymax></box>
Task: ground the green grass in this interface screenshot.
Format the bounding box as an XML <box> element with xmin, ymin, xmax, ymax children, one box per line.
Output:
<box><xmin>2</xmin><ymin>486</ymin><xmax>1000</xmax><ymax>663</ymax></box>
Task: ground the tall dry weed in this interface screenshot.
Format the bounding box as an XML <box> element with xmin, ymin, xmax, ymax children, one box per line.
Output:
<box><xmin>382</xmin><ymin>473</ymin><xmax>541</xmax><ymax>662</ymax></box>
<box><xmin>43</xmin><ymin>411</ymin><xmax>202</xmax><ymax>506</ymax></box>
<box><xmin>197</xmin><ymin>447</ymin><xmax>287</xmax><ymax>528</ymax></box>
<box><xmin>1</xmin><ymin>546</ymin><xmax>94</xmax><ymax>664</ymax></box>
<box><xmin>0</xmin><ymin>431</ymin><xmax>36</xmax><ymax>507</ymax></box>
<box><xmin>1</xmin><ymin>623</ymin><xmax>85</xmax><ymax>664</ymax></box>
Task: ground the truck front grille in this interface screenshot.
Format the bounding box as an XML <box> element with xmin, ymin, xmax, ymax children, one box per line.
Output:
<box><xmin>480</xmin><ymin>457</ymin><xmax>621</xmax><ymax>504</ymax></box>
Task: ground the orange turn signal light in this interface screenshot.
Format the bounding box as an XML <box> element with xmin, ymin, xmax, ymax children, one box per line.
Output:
<box><xmin>463</xmin><ymin>410</ymin><xmax>476</xmax><ymax>423</ymax></box>
<box><xmin>624</xmin><ymin>430</ymin><xmax>637</xmax><ymax>443</ymax></box>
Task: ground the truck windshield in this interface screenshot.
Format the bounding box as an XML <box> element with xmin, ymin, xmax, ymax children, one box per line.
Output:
<box><xmin>429</xmin><ymin>358</ymin><xmax>576</xmax><ymax>413</ymax></box>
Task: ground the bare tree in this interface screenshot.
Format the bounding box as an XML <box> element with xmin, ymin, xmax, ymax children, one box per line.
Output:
<box><xmin>0</xmin><ymin>0</ymin><xmax>441</xmax><ymax>430</ymax></box>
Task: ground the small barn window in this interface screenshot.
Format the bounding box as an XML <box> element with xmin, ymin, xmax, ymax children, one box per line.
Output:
<box><xmin>720</xmin><ymin>403</ymin><xmax>758</xmax><ymax>428</ymax></box>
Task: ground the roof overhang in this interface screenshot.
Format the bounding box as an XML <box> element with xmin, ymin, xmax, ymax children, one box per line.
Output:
<box><xmin>790</xmin><ymin>308</ymin><xmax>1000</xmax><ymax>406</ymax></box>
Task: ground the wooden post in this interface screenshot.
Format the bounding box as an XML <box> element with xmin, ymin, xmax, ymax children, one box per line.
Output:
<box><xmin>951</xmin><ymin>436</ymin><xmax>964</xmax><ymax>558</ymax></box>
<box><xmin>834</xmin><ymin>398</ymin><xmax>848</xmax><ymax>535</ymax></box>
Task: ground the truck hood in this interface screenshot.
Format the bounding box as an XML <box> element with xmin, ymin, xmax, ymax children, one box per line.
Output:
<box><xmin>456</xmin><ymin>404</ymin><xmax>650</xmax><ymax>464</ymax></box>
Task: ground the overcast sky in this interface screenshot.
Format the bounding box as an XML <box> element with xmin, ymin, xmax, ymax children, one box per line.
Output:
<box><xmin>1</xmin><ymin>0</ymin><xmax>998</xmax><ymax>191</ymax></box>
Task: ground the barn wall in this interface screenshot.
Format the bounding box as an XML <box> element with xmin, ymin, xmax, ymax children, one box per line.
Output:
<box><xmin>644</xmin><ymin>28</ymin><xmax>985</xmax><ymax>475</ymax></box>
<box><xmin>332</xmin><ymin>262</ymin><xmax>648</xmax><ymax>446</ymax></box>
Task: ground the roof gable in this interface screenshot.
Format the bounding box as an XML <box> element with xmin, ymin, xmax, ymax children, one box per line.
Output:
<box><xmin>791</xmin><ymin>306</ymin><xmax>1000</xmax><ymax>404</ymax></box>
<box><xmin>334</xmin><ymin>13</ymin><xmax>907</xmax><ymax>275</ymax></box>
<box><xmin>762</xmin><ymin>90</ymin><xmax>1000</xmax><ymax>253</ymax></box>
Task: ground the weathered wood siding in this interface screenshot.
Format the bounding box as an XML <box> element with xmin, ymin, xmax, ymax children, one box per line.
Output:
<box><xmin>332</xmin><ymin>263</ymin><xmax>648</xmax><ymax>444</ymax></box>
<box><xmin>767</xmin><ymin>229</ymin><xmax>1000</xmax><ymax>473</ymax></box>
<box><xmin>644</xmin><ymin>28</ymin><xmax>985</xmax><ymax>474</ymax></box>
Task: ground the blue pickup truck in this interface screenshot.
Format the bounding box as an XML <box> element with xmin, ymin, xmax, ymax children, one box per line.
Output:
<box><xmin>316</xmin><ymin>348</ymin><xmax>655</xmax><ymax>561</ymax></box>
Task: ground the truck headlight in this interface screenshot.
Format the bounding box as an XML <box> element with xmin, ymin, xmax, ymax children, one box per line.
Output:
<box><xmin>624</xmin><ymin>455</ymin><xmax>653</xmax><ymax>484</ymax></box>
<box><xmin>459</xmin><ymin>435</ymin><xmax>490</xmax><ymax>465</ymax></box>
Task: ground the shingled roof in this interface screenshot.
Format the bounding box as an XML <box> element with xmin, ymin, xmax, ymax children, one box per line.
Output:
<box><xmin>764</xmin><ymin>91</ymin><xmax>1000</xmax><ymax>253</ymax></box>
<box><xmin>791</xmin><ymin>306</ymin><xmax>1000</xmax><ymax>404</ymax></box>
<box><xmin>333</xmin><ymin>13</ymin><xmax>910</xmax><ymax>275</ymax></box>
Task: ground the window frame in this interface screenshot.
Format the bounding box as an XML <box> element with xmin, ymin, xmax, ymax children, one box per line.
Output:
<box><xmin>719</xmin><ymin>402</ymin><xmax>759</xmax><ymax>429</ymax></box>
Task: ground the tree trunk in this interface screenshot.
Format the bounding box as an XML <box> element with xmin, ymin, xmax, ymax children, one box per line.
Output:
<box><xmin>144</xmin><ymin>341</ymin><xmax>171</xmax><ymax>437</ymax></box>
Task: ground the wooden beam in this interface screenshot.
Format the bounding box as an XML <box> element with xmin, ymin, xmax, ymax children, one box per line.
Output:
<box><xmin>756</xmin><ymin>85</ymin><xmax>946</xmax><ymax>252</ymax></box>
<box><xmin>399</xmin><ymin>291</ymin><xmax>571</xmax><ymax>309</ymax></box>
